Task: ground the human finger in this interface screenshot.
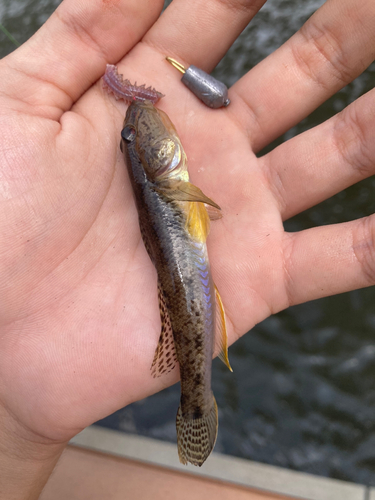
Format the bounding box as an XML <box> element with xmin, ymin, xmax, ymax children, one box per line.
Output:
<box><xmin>229</xmin><ymin>0</ymin><xmax>375</xmax><ymax>151</ymax></box>
<box><xmin>260</xmin><ymin>87</ymin><xmax>375</xmax><ymax>220</ymax></box>
<box><xmin>283</xmin><ymin>214</ymin><xmax>375</xmax><ymax>307</ymax></box>
<box><xmin>143</xmin><ymin>0</ymin><xmax>266</xmax><ymax>79</ymax></box>
<box><xmin>0</xmin><ymin>0</ymin><xmax>163</xmax><ymax>119</ymax></box>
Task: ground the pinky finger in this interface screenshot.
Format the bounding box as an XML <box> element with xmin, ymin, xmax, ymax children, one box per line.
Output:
<box><xmin>284</xmin><ymin>214</ymin><xmax>375</xmax><ymax>307</ymax></box>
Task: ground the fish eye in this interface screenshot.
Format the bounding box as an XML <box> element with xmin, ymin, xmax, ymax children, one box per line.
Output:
<box><xmin>121</xmin><ymin>125</ymin><xmax>136</xmax><ymax>143</ymax></box>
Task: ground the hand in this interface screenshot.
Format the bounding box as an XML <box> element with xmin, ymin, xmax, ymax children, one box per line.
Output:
<box><xmin>0</xmin><ymin>0</ymin><xmax>374</xmax><ymax>495</ymax></box>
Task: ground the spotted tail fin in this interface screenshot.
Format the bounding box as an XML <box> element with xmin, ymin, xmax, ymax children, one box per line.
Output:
<box><xmin>176</xmin><ymin>395</ymin><xmax>218</xmax><ymax>466</ymax></box>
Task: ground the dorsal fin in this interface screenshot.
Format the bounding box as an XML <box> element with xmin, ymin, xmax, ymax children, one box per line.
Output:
<box><xmin>151</xmin><ymin>282</ymin><xmax>178</xmax><ymax>377</ymax></box>
<box><xmin>215</xmin><ymin>285</ymin><xmax>232</xmax><ymax>371</ymax></box>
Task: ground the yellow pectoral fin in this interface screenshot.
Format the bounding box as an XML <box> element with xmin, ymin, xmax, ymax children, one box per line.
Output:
<box><xmin>215</xmin><ymin>285</ymin><xmax>232</xmax><ymax>372</ymax></box>
<box><xmin>186</xmin><ymin>201</ymin><xmax>211</xmax><ymax>242</ymax></box>
<box><xmin>156</xmin><ymin>181</ymin><xmax>221</xmax><ymax>242</ymax></box>
<box><xmin>158</xmin><ymin>181</ymin><xmax>221</xmax><ymax>210</ymax></box>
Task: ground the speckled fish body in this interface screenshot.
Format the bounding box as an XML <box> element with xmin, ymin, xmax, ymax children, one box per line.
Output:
<box><xmin>120</xmin><ymin>100</ymin><xmax>230</xmax><ymax>466</ymax></box>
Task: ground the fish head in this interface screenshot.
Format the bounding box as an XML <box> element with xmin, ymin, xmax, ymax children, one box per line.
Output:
<box><xmin>122</xmin><ymin>101</ymin><xmax>188</xmax><ymax>182</ymax></box>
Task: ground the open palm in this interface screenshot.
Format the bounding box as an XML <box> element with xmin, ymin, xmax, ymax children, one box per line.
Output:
<box><xmin>1</xmin><ymin>0</ymin><xmax>374</xmax><ymax>445</ymax></box>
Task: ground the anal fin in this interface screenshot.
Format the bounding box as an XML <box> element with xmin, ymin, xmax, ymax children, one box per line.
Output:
<box><xmin>215</xmin><ymin>285</ymin><xmax>232</xmax><ymax>372</ymax></box>
<box><xmin>151</xmin><ymin>282</ymin><xmax>178</xmax><ymax>378</ymax></box>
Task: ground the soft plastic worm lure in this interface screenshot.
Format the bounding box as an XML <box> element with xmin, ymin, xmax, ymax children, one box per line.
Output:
<box><xmin>103</xmin><ymin>64</ymin><xmax>164</xmax><ymax>104</ymax></box>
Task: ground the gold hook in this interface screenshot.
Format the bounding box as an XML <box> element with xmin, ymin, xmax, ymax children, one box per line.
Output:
<box><xmin>166</xmin><ymin>57</ymin><xmax>186</xmax><ymax>74</ymax></box>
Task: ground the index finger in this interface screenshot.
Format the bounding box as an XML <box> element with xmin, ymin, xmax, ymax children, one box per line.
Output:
<box><xmin>0</xmin><ymin>0</ymin><xmax>163</xmax><ymax>119</ymax></box>
<box><xmin>144</xmin><ymin>0</ymin><xmax>266</xmax><ymax>72</ymax></box>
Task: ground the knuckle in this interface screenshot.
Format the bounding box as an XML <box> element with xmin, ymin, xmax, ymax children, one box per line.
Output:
<box><xmin>281</xmin><ymin>233</ymin><xmax>298</xmax><ymax>309</ymax></box>
<box><xmin>213</xmin><ymin>0</ymin><xmax>265</xmax><ymax>14</ymax></box>
<box><xmin>333</xmin><ymin>102</ymin><xmax>375</xmax><ymax>178</ymax></box>
<box><xmin>353</xmin><ymin>216</ymin><xmax>375</xmax><ymax>285</ymax></box>
<box><xmin>292</xmin><ymin>19</ymin><xmax>353</xmax><ymax>90</ymax></box>
<box><xmin>262</xmin><ymin>156</ymin><xmax>288</xmax><ymax>215</ymax></box>
<box><xmin>55</xmin><ymin>9</ymin><xmax>105</xmax><ymax>60</ymax></box>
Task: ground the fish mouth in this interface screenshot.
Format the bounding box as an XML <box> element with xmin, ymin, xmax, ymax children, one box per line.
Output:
<box><xmin>123</xmin><ymin>100</ymin><xmax>155</xmax><ymax>128</ymax></box>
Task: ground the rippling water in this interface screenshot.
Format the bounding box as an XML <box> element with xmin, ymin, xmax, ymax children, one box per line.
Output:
<box><xmin>2</xmin><ymin>0</ymin><xmax>375</xmax><ymax>485</ymax></box>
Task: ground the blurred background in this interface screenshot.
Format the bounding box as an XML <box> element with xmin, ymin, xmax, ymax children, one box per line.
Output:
<box><xmin>1</xmin><ymin>0</ymin><xmax>375</xmax><ymax>486</ymax></box>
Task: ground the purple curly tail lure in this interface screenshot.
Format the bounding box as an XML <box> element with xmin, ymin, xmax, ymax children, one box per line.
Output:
<box><xmin>103</xmin><ymin>64</ymin><xmax>164</xmax><ymax>104</ymax></box>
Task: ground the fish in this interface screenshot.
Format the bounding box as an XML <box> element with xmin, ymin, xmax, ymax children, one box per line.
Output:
<box><xmin>103</xmin><ymin>66</ymin><xmax>231</xmax><ymax>466</ymax></box>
